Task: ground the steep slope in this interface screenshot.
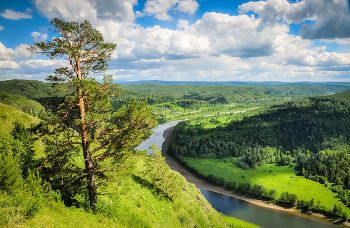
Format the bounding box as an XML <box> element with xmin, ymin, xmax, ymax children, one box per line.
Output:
<box><xmin>0</xmin><ymin>103</ymin><xmax>257</xmax><ymax>228</ymax></box>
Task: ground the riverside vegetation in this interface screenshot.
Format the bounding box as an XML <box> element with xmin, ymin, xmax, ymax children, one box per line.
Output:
<box><xmin>2</xmin><ymin>79</ymin><xmax>350</xmax><ymax>226</ymax></box>
<box><xmin>0</xmin><ymin>18</ymin><xmax>258</xmax><ymax>228</ymax></box>
<box><xmin>168</xmin><ymin>90</ymin><xmax>350</xmax><ymax>222</ymax></box>
<box><xmin>2</xmin><ymin>80</ymin><xmax>350</xmax><ymax>227</ymax></box>
<box><xmin>0</xmin><ymin>103</ymin><xmax>256</xmax><ymax>227</ymax></box>
<box><xmin>1</xmin><ymin>18</ymin><xmax>350</xmax><ymax>227</ymax></box>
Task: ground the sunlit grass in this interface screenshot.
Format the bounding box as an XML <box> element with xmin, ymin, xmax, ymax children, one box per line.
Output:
<box><xmin>184</xmin><ymin>157</ymin><xmax>350</xmax><ymax>214</ymax></box>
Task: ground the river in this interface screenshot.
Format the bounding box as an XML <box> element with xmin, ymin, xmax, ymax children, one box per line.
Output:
<box><xmin>137</xmin><ymin>120</ymin><xmax>345</xmax><ymax>228</ymax></box>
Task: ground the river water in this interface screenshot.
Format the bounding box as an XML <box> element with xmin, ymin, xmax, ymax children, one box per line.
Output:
<box><xmin>137</xmin><ymin>120</ymin><xmax>344</xmax><ymax>228</ymax></box>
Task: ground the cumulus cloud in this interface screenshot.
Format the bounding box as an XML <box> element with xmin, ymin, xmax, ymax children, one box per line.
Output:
<box><xmin>143</xmin><ymin>0</ymin><xmax>199</xmax><ymax>21</ymax></box>
<box><xmin>31</xmin><ymin>31</ymin><xmax>48</xmax><ymax>42</ymax></box>
<box><xmin>0</xmin><ymin>43</ymin><xmax>35</xmax><ymax>63</ymax></box>
<box><xmin>34</xmin><ymin>0</ymin><xmax>93</xmax><ymax>22</ymax></box>
<box><xmin>86</xmin><ymin>0</ymin><xmax>138</xmax><ymax>22</ymax></box>
<box><xmin>23</xmin><ymin>0</ymin><xmax>350</xmax><ymax>82</ymax></box>
<box><xmin>34</xmin><ymin>0</ymin><xmax>137</xmax><ymax>24</ymax></box>
<box><xmin>0</xmin><ymin>42</ymin><xmax>15</xmax><ymax>61</ymax></box>
<box><xmin>0</xmin><ymin>61</ymin><xmax>20</xmax><ymax>70</ymax></box>
<box><xmin>239</xmin><ymin>0</ymin><xmax>350</xmax><ymax>40</ymax></box>
<box><xmin>0</xmin><ymin>26</ymin><xmax>3</xmax><ymax>31</ymax></box>
<box><xmin>1</xmin><ymin>9</ymin><xmax>32</xmax><ymax>20</ymax></box>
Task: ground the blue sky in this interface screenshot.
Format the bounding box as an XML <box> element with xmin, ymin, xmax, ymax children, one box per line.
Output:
<box><xmin>0</xmin><ymin>0</ymin><xmax>350</xmax><ymax>82</ymax></box>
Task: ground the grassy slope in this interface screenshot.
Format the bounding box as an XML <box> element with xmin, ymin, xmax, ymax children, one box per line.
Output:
<box><xmin>0</xmin><ymin>103</ymin><xmax>258</xmax><ymax>228</ymax></box>
<box><xmin>0</xmin><ymin>103</ymin><xmax>41</xmax><ymax>133</ymax></box>
<box><xmin>183</xmin><ymin>157</ymin><xmax>350</xmax><ymax>215</ymax></box>
<box><xmin>0</xmin><ymin>92</ymin><xmax>45</xmax><ymax>115</ymax></box>
<box><xmin>19</xmin><ymin>157</ymin><xmax>260</xmax><ymax>228</ymax></box>
<box><xmin>0</xmin><ymin>102</ymin><xmax>46</xmax><ymax>163</ymax></box>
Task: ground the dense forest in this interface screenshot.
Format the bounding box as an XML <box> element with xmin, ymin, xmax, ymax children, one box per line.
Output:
<box><xmin>168</xmin><ymin>91</ymin><xmax>350</xmax><ymax>219</ymax></box>
<box><xmin>1</xmin><ymin>79</ymin><xmax>350</xmax><ymax>124</ymax></box>
<box><xmin>2</xmin><ymin>78</ymin><xmax>350</xmax><ymax>224</ymax></box>
<box><xmin>0</xmin><ymin>18</ymin><xmax>258</xmax><ymax>227</ymax></box>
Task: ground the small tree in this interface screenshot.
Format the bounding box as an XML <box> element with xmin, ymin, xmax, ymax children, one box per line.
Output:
<box><xmin>30</xmin><ymin>18</ymin><xmax>157</xmax><ymax>206</ymax></box>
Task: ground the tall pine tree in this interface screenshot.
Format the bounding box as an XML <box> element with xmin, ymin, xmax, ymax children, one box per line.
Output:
<box><xmin>29</xmin><ymin>18</ymin><xmax>157</xmax><ymax>206</ymax></box>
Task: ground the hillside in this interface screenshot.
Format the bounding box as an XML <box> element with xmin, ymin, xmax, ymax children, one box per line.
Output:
<box><xmin>169</xmin><ymin>91</ymin><xmax>350</xmax><ymax>221</ymax></box>
<box><xmin>2</xmin><ymin>80</ymin><xmax>350</xmax><ymax>124</ymax></box>
<box><xmin>0</xmin><ymin>101</ymin><xmax>257</xmax><ymax>228</ymax></box>
<box><xmin>0</xmin><ymin>80</ymin><xmax>66</xmax><ymax>110</ymax></box>
<box><xmin>0</xmin><ymin>103</ymin><xmax>41</xmax><ymax>133</ymax></box>
<box><xmin>0</xmin><ymin>92</ymin><xmax>45</xmax><ymax>116</ymax></box>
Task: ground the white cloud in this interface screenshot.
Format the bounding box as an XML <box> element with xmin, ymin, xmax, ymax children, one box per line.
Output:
<box><xmin>0</xmin><ymin>61</ymin><xmax>19</xmax><ymax>70</ymax></box>
<box><xmin>17</xmin><ymin>0</ymin><xmax>348</xmax><ymax>82</ymax></box>
<box><xmin>239</xmin><ymin>0</ymin><xmax>350</xmax><ymax>40</ymax></box>
<box><xmin>0</xmin><ymin>42</ymin><xmax>35</xmax><ymax>66</ymax></box>
<box><xmin>86</xmin><ymin>0</ymin><xmax>138</xmax><ymax>23</ymax></box>
<box><xmin>14</xmin><ymin>44</ymin><xmax>36</xmax><ymax>59</ymax></box>
<box><xmin>31</xmin><ymin>31</ymin><xmax>48</xmax><ymax>42</ymax></box>
<box><xmin>143</xmin><ymin>0</ymin><xmax>199</xmax><ymax>21</ymax></box>
<box><xmin>0</xmin><ymin>42</ymin><xmax>16</xmax><ymax>61</ymax></box>
<box><xmin>0</xmin><ymin>9</ymin><xmax>32</xmax><ymax>20</ymax></box>
<box><xmin>34</xmin><ymin>0</ymin><xmax>137</xmax><ymax>24</ymax></box>
<box><xmin>175</xmin><ymin>0</ymin><xmax>199</xmax><ymax>14</ymax></box>
<box><xmin>0</xmin><ymin>26</ymin><xmax>3</xmax><ymax>31</ymax></box>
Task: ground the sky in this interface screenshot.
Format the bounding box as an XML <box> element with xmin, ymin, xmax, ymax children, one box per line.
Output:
<box><xmin>0</xmin><ymin>0</ymin><xmax>350</xmax><ymax>82</ymax></box>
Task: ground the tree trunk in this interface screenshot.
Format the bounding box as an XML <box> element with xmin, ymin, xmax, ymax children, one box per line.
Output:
<box><xmin>83</xmin><ymin>142</ymin><xmax>98</xmax><ymax>206</ymax></box>
<box><xmin>76</xmin><ymin>59</ymin><xmax>98</xmax><ymax>207</ymax></box>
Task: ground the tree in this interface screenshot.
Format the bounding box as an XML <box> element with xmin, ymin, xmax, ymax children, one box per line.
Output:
<box><xmin>29</xmin><ymin>18</ymin><xmax>157</xmax><ymax>206</ymax></box>
<box><xmin>137</xmin><ymin>144</ymin><xmax>184</xmax><ymax>200</ymax></box>
<box><xmin>11</xmin><ymin>121</ymin><xmax>36</xmax><ymax>178</ymax></box>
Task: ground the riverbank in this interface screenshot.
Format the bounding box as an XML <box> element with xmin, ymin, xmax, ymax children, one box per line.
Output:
<box><xmin>162</xmin><ymin>125</ymin><xmax>349</xmax><ymax>227</ymax></box>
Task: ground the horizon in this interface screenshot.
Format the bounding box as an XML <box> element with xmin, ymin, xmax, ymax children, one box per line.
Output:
<box><xmin>1</xmin><ymin>0</ymin><xmax>350</xmax><ymax>82</ymax></box>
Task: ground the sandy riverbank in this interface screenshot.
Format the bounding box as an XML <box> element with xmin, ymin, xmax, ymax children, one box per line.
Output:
<box><xmin>162</xmin><ymin>125</ymin><xmax>349</xmax><ymax>227</ymax></box>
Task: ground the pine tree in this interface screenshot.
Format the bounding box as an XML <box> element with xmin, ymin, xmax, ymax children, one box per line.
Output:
<box><xmin>29</xmin><ymin>18</ymin><xmax>157</xmax><ymax>206</ymax></box>
<box><xmin>0</xmin><ymin>152</ymin><xmax>23</xmax><ymax>194</ymax></box>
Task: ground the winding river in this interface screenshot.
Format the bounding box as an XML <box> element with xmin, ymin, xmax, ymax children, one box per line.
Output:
<box><xmin>137</xmin><ymin>120</ymin><xmax>345</xmax><ymax>228</ymax></box>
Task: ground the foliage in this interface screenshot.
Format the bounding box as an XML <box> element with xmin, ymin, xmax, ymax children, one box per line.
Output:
<box><xmin>30</xmin><ymin>18</ymin><xmax>158</xmax><ymax>206</ymax></box>
<box><xmin>11</xmin><ymin>121</ymin><xmax>37</xmax><ymax>177</ymax></box>
<box><xmin>0</xmin><ymin>79</ymin><xmax>66</xmax><ymax>111</ymax></box>
<box><xmin>181</xmin><ymin>157</ymin><xmax>350</xmax><ymax>219</ymax></box>
<box><xmin>169</xmin><ymin>91</ymin><xmax>350</xmax><ymax>195</ymax></box>
<box><xmin>135</xmin><ymin>145</ymin><xmax>184</xmax><ymax>200</ymax></box>
<box><xmin>0</xmin><ymin>152</ymin><xmax>23</xmax><ymax>194</ymax></box>
<box><xmin>0</xmin><ymin>92</ymin><xmax>45</xmax><ymax>117</ymax></box>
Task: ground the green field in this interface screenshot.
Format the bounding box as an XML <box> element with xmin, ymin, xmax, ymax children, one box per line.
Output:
<box><xmin>183</xmin><ymin>157</ymin><xmax>350</xmax><ymax>214</ymax></box>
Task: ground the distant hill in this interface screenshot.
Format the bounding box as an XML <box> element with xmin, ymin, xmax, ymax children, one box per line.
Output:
<box><xmin>0</xmin><ymin>92</ymin><xmax>45</xmax><ymax>116</ymax></box>
<box><xmin>0</xmin><ymin>79</ymin><xmax>65</xmax><ymax>110</ymax></box>
<box><xmin>116</xmin><ymin>79</ymin><xmax>350</xmax><ymax>87</ymax></box>
<box><xmin>2</xmin><ymin>79</ymin><xmax>350</xmax><ymax>115</ymax></box>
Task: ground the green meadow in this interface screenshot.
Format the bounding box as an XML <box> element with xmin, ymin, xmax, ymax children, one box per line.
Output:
<box><xmin>183</xmin><ymin>157</ymin><xmax>350</xmax><ymax>215</ymax></box>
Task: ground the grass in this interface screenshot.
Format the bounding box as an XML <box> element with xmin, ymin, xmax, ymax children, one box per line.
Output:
<box><xmin>183</xmin><ymin>157</ymin><xmax>350</xmax><ymax>215</ymax></box>
<box><xmin>149</xmin><ymin>100</ymin><xmax>261</xmax><ymax>123</ymax></box>
<box><xmin>0</xmin><ymin>101</ymin><xmax>260</xmax><ymax>228</ymax></box>
<box><xmin>20</xmin><ymin>158</ymin><xmax>260</xmax><ymax>228</ymax></box>
<box><xmin>0</xmin><ymin>103</ymin><xmax>41</xmax><ymax>132</ymax></box>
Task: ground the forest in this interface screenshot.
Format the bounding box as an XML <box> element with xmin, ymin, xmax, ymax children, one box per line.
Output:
<box><xmin>1</xmin><ymin>79</ymin><xmax>350</xmax><ymax>123</ymax></box>
<box><xmin>168</xmin><ymin>90</ymin><xmax>350</xmax><ymax>220</ymax></box>
<box><xmin>0</xmin><ymin>18</ymin><xmax>259</xmax><ymax>228</ymax></box>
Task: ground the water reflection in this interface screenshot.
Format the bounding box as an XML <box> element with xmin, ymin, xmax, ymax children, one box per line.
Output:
<box><xmin>137</xmin><ymin>121</ymin><xmax>344</xmax><ymax>228</ymax></box>
<box><xmin>136</xmin><ymin>120</ymin><xmax>182</xmax><ymax>154</ymax></box>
